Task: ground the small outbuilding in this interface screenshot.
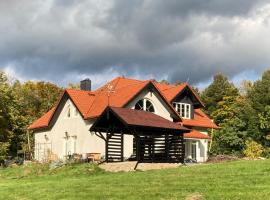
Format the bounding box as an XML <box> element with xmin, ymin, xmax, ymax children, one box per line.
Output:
<box><xmin>90</xmin><ymin>106</ymin><xmax>190</xmax><ymax>163</ymax></box>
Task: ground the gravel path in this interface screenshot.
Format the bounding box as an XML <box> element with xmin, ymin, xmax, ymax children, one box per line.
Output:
<box><xmin>99</xmin><ymin>161</ymin><xmax>182</xmax><ymax>172</ymax></box>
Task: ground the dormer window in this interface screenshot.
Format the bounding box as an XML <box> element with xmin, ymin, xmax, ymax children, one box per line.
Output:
<box><xmin>135</xmin><ymin>99</ymin><xmax>155</xmax><ymax>113</ymax></box>
<box><xmin>173</xmin><ymin>102</ymin><xmax>191</xmax><ymax>119</ymax></box>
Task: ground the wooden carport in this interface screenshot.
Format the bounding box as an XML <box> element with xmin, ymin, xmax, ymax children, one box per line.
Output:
<box><xmin>90</xmin><ymin>107</ymin><xmax>190</xmax><ymax>164</ymax></box>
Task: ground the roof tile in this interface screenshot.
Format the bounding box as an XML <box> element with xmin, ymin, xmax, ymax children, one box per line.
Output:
<box><xmin>29</xmin><ymin>77</ymin><xmax>217</xmax><ymax>130</ymax></box>
<box><xmin>184</xmin><ymin>129</ymin><xmax>211</xmax><ymax>139</ymax></box>
<box><xmin>110</xmin><ymin>107</ymin><xmax>189</xmax><ymax>131</ymax></box>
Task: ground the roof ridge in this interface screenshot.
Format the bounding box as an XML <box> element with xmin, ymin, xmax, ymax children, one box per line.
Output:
<box><xmin>95</xmin><ymin>77</ymin><xmax>122</xmax><ymax>92</ymax></box>
<box><xmin>157</xmin><ymin>82</ymin><xmax>186</xmax><ymax>92</ymax></box>
<box><xmin>66</xmin><ymin>88</ymin><xmax>95</xmax><ymax>94</ymax></box>
<box><xmin>86</xmin><ymin>80</ymin><xmax>150</xmax><ymax>116</ymax></box>
<box><xmin>111</xmin><ymin>79</ymin><xmax>149</xmax><ymax>92</ymax></box>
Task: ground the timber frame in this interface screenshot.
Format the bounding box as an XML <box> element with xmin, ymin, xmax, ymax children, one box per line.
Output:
<box><xmin>90</xmin><ymin>107</ymin><xmax>189</xmax><ymax>164</ymax></box>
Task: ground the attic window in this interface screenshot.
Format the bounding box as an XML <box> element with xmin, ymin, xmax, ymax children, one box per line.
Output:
<box><xmin>173</xmin><ymin>102</ymin><xmax>191</xmax><ymax>119</ymax></box>
<box><xmin>67</xmin><ymin>105</ymin><xmax>71</xmax><ymax>118</ymax></box>
<box><xmin>135</xmin><ymin>99</ymin><xmax>155</xmax><ymax>113</ymax></box>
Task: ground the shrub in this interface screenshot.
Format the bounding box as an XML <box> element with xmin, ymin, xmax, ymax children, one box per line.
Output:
<box><xmin>243</xmin><ymin>140</ymin><xmax>263</xmax><ymax>159</ymax></box>
<box><xmin>262</xmin><ymin>147</ymin><xmax>270</xmax><ymax>159</ymax></box>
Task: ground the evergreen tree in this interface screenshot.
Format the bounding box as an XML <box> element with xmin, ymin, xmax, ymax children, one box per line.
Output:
<box><xmin>248</xmin><ymin>70</ymin><xmax>270</xmax><ymax>113</ymax></box>
<box><xmin>247</xmin><ymin>70</ymin><xmax>270</xmax><ymax>147</ymax></box>
<box><xmin>211</xmin><ymin>96</ymin><xmax>245</xmax><ymax>155</ymax></box>
<box><xmin>201</xmin><ymin>73</ymin><xmax>239</xmax><ymax>117</ymax></box>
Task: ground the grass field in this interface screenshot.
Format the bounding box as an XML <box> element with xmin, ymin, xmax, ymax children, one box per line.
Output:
<box><xmin>0</xmin><ymin>160</ymin><xmax>270</xmax><ymax>200</ymax></box>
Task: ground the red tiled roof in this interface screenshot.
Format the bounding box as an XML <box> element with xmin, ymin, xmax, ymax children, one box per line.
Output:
<box><xmin>29</xmin><ymin>77</ymin><xmax>181</xmax><ymax>130</ymax></box>
<box><xmin>155</xmin><ymin>82</ymin><xmax>217</xmax><ymax>129</ymax></box>
<box><xmin>86</xmin><ymin>78</ymin><xmax>152</xmax><ymax>118</ymax></box>
<box><xmin>29</xmin><ymin>77</ymin><xmax>218</xmax><ymax>131</ymax></box>
<box><xmin>28</xmin><ymin>89</ymin><xmax>95</xmax><ymax>130</ymax></box>
<box><xmin>28</xmin><ymin>107</ymin><xmax>56</xmax><ymax>130</ymax></box>
<box><xmin>66</xmin><ymin>89</ymin><xmax>96</xmax><ymax>118</ymax></box>
<box><xmin>155</xmin><ymin>82</ymin><xmax>205</xmax><ymax>106</ymax></box>
<box><xmin>101</xmin><ymin>107</ymin><xmax>189</xmax><ymax>131</ymax></box>
<box><xmin>155</xmin><ymin>83</ymin><xmax>187</xmax><ymax>102</ymax></box>
<box><xmin>182</xmin><ymin>109</ymin><xmax>218</xmax><ymax>129</ymax></box>
<box><xmin>184</xmin><ymin>129</ymin><xmax>211</xmax><ymax>139</ymax></box>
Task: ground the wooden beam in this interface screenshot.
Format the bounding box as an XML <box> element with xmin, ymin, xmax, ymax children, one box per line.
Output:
<box><xmin>95</xmin><ymin>132</ymin><xmax>106</xmax><ymax>141</ymax></box>
<box><xmin>105</xmin><ymin>132</ymin><xmax>108</xmax><ymax>163</ymax></box>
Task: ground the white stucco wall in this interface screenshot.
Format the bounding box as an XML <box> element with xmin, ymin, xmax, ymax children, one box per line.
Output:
<box><xmin>34</xmin><ymin>99</ymin><xmax>105</xmax><ymax>161</ymax></box>
<box><xmin>184</xmin><ymin>128</ymin><xmax>209</xmax><ymax>162</ymax></box>
<box><xmin>126</xmin><ymin>89</ymin><xmax>174</xmax><ymax>121</ymax></box>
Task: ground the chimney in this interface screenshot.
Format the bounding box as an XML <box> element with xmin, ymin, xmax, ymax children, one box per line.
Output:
<box><xmin>80</xmin><ymin>79</ymin><xmax>91</xmax><ymax>91</ymax></box>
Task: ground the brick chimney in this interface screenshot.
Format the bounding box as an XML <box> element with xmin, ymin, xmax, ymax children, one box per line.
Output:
<box><xmin>80</xmin><ymin>79</ymin><xmax>91</xmax><ymax>91</ymax></box>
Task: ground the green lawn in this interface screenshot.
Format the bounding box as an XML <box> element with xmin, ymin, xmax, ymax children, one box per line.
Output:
<box><xmin>0</xmin><ymin>160</ymin><xmax>270</xmax><ymax>200</ymax></box>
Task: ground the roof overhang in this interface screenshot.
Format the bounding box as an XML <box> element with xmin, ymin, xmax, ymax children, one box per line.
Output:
<box><xmin>90</xmin><ymin>106</ymin><xmax>190</xmax><ymax>134</ymax></box>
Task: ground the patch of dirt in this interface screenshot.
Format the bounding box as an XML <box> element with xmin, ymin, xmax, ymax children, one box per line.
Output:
<box><xmin>207</xmin><ymin>155</ymin><xmax>240</xmax><ymax>163</ymax></box>
<box><xmin>185</xmin><ymin>194</ymin><xmax>204</xmax><ymax>200</ymax></box>
<box><xmin>99</xmin><ymin>161</ymin><xmax>181</xmax><ymax>172</ymax></box>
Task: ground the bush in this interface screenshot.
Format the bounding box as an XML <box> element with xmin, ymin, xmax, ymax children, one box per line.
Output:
<box><xmin>262</xmin><ymin>147</ymin><xmax>270</xmax><ymax>159</ymax></box>
<box><xmin>243</xmin><ymin>140</ymin><xmax>263</xmax><ymax>159</ymax></box>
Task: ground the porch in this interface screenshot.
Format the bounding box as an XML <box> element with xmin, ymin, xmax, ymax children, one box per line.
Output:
<box><xmin>90</xmin><ymin>106</ymin><xmax>190</xmax><ymax>163</ymax></box>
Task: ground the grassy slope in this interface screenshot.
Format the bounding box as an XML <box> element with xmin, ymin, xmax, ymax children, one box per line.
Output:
<box><xmin>0</xmin><ymin>160</ymin><xmax>270</xmax><ymax>200</ymax></box>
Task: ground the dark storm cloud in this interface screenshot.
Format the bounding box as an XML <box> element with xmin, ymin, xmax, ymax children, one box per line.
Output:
<box><xmin>0</xmin><ymin>0</ymin><xmax>270</xmax><ymax>87</ymax></box>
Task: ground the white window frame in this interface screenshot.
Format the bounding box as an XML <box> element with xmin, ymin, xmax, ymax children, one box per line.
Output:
<box><xmin>173</xmin><ymin>102</ymin><xmax>191</xmax><ymax>119</ymax></box>
<box><xmin>135</xmin><ymin>99</ymin><xmax>155</xmax><ymax>113</ymax></box>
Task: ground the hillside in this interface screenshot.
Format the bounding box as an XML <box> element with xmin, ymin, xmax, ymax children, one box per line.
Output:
<box><xmin>1</xmin><ymin>160</ymin><xmax>270</xmax><ymax>200</ymax></box>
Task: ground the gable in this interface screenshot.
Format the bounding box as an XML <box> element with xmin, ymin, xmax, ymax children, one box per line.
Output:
<box><xmin>29</xmin><ymin>90</ymin><xmax>92</xmax><ymax>130</ymax></box>
<box><xmin>172</xmin><ymin>87</ymin><xmax>202</xmax><ymax>109</ymax></box>
<box><xmin>125</xmin><ymin>83</ymin><xmax>180</xmax><ymax>121</ymax></box>
<box><xmin>155</xmin><ymin>82</ymin><xmax>204</xmax><ymax>108</ymax></box>
<box><xmin>86</xmin><ymin>78</ymin><xmax>180</xmax><ymax>120</ymax></box>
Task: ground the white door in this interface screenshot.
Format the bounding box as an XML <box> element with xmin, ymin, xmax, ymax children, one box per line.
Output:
<box><xmin>191</xmin><ymin>142</ymin><xmax>197</xmax><ymax>161</ymax></box>
<box><xmin>64</xmin><ymin>137</ymin><xmax>76</xmax><ymax>157</ymax></box>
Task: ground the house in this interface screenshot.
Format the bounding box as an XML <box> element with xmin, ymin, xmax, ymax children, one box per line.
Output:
<box><xmin>29</xmin><ymin>77</ymin><xmax>218</xmax><ymax>163</ymax></box>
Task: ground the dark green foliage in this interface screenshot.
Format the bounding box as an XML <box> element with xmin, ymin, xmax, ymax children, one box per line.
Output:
<box><xmin>204</xmin><ymin>70</ymin><xmax>270</xmax><ymax>156</ymax></box>
<box><xmin>248</xmin><ymin>70</ymin><xmax>270</xmax><ymax>113</ymax></box>
<box><xmin>247</xmin><ymin>70</ymin><xmax>270</xmax><ymax>148</ymax></box>
<box><xmin>201</xmin><ymin>73</ymin><xmax>239</xmax><ymax>116</ymax></box>
<box><xmin>0</xmin><ymin>71</ymin><xmax>62</xmax><ymax>159</ymax></box>
<box><xmin>210</xmin><ymin>97</ymin><xmax>248</xmax><ymax>155</ymax></box>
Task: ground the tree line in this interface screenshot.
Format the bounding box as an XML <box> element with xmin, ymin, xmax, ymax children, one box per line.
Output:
<box><xmin>1</xmin><ymin>70</ymin><xmax>270</xmax><ymax>160</ymax></box>
<box><xmin>202</xmin><ymin>71</ymin><xmax>270</xmax><ymax>157</ymax></box>
<box><xmin>0</xmin><ymin>72</ymin><xmax>62</xmax><ymax>160</ymax></box>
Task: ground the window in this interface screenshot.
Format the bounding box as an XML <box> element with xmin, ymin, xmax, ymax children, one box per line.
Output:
<box><xmin>135</xmin><ymin>99</ymin><xmax>155</xmax><ymax>113</ymax></box>
<box><xmin>173</xmin><ymin>102</ymin><xmax>191</xmax><ymax>119</ymax></box>
<box><xmin>67</xmin><ymin>105</ymin><xmax>71</xmax><ymax>118</ymax></box>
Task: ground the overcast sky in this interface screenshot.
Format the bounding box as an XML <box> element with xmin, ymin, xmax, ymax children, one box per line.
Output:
<box><xmin>1</xmin><ymin>0</ymin><xmax>270</xmax><ymax>89</ymax></box>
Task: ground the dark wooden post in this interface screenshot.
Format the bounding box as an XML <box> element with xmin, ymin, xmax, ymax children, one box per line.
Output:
<box><xmin>136</xmin><ymin>135</ymin><xmax>140</xmax><ymax>162</ymax></box>
<box><xmin>165</xmin><ymin>134</ymin><xmax>169</xmax><ymax>162</ymax></box>
<box><xmin>121</xmin><ymin>133</ymin><xmax>124</xmax><ymax>162</ymax></box>
<box><xmin>105</xmin><ymin>132</ymin><xmax>108</xmax><ymax>162</ymax></box>
<box><xmin>180</xmin><ymin>134</ymin><xmax>185</xmax><ymax>164</ymax></box>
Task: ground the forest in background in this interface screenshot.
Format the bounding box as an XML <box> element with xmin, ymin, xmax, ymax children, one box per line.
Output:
<box><xmin>1</xmin><ymin>70</ymin><xmax>270</xmax><ymax>160</ymax></box>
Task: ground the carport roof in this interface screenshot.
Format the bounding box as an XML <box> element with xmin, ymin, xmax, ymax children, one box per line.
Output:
<box><xmin>90</xmin><ymin>106</ymin><xmax>190</xmax><ymax>133</ymax></box>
